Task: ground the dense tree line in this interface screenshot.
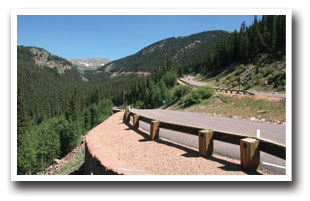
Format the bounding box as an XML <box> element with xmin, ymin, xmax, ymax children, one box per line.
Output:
<box><xmin>184</xmin><ymin>15</ymin><xmax>286</xmax><ymax>76</ymax></box>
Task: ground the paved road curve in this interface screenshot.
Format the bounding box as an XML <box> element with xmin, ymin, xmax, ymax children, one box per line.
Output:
<box><xmin>131</xmin><ymin>108</ymin><xmax>286</xmax><ymax>175</ymax></box>
<box><xmin>179</xmin><ymin>76</ymin><xmax>286</xmax><ymax>99</ymax></box>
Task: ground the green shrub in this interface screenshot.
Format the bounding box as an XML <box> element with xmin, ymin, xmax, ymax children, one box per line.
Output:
<box><xmin>265</xmin><ymin>66</ymin><xmax>274</xmax><ymax>75</ymax></box>
<box><xmin>235</xmin><ymin>65</ymin><xmax>245</xmax><ymax>76</ymax></box>
<box><xmin>235</xmin><ymin>69</ymin><xmax>242</xmax><ymax>76</ymax></box>
<box><xmin>256</xmin><ymin>73</ymin><xmax>263</xmax><ymax>79</ymax></box>
<box><xmin>260</xmin><ymin>68</ymin><xmax>267</xmax><ymax>76</ymax></box>
<box><xmin>134</xmin><ymin>100</ymin><xmax>144</xmax><ymax>109</ymax></box>
<box><xmin>244</xmin><ymin>82</ymin><xmax>254</xmax><ymax>89</ymax></box>
<box><xmin>184</xmin><ymin>86</ymin><xmax>214</xmax><ymax>106</ymax></box>
<box><xmin>162</xmin><ymin>72</ymin><xmax>177</xmax><ymax>88</ymax></box>
<box><xmin>229</xmin><ymin>76</ymin><xmax>236</xmax><ymax>83</ymax></box>
<box><xmin>271</xmin><ymin>69</ymin><xmax>286</xmax><ymax>81</ymax></box>
<box><xmin>277</xmin><ymin>84</ymin><xmax>283</xmax><ymax>91</ymax></box>
<box><xmin>267</xmin><ymin>74</ymin><xmax>273</xmax><ymax>80</ymax></box>
<box><xmin>232</xmin><ymin>81</ymin><xmax>238</xmax><ymax>87</ymax></box>
<box><xmin>235</xmin><ymin>66</ymin><xmax>245</xmax><ymax>76</ymax></box>
<box><xmin>173</xmin><ymin>85</ymin><xmax>192</xmax><ymax>99</ymax></box>
<box><xmin>249</xmin><ymin>72</ymin><xmax>255</xmax><ymax>80</ymax></box>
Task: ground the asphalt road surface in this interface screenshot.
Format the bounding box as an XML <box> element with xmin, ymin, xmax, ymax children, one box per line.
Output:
<box><xmin>179</xmin><ymin>76</ymin><xmax>206</xmax><ymax>87</ymax></box>
<box><xmin>131</xmin><ymin>108</ymin><xmax>286</xmax><ymax>175</ymax></box>
<box><xmin>179</xmin><ymin>76</ymin><xmax>286</xmax><ymax>99</ymax></box>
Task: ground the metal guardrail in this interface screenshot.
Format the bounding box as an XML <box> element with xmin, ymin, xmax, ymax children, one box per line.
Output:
<box><xmin>124</xmin><ymin>107</ymin><xmax>285</xmax><ymax>171</ymax></box>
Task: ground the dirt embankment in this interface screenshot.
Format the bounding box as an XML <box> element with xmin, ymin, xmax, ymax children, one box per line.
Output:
<box><xmin>37</xmin><ymin>137</ymin><xmax>85</xmax><ymax>175</ymax></box>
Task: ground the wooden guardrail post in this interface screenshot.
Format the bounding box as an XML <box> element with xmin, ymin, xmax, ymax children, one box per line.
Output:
<box><xmin>150</xmin><ymin>120</ymin><xmax>160</xmax><ymax>140</ymax></box>
<box><xmin>198</xmin><ymin>129</ymin><xmax>214</xmax><ymax>157</ymax></box>
<box><xmin>240</xmin><ymin>138</ymin><xmax>260</xmax><ymax>171</ymax></box>
<box><xmin>133</xmin><ymin>115</ymin><xmax>140</xmax><ymax>128</ymax></box>
<box><xmin>123</xmin><ymin>107</ymin><xmax>130</xmax><ymax>123</ymax></box>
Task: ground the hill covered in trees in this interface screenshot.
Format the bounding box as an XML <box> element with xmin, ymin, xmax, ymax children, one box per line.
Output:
<box><xmin>17</xmin><ymin>15</ymin><xmax>286</xmax><ymax>175</ymax></box>
<box><xmin>98</xmin><ymin>30</ymin><xmax>230</xmax><ymax>74</ymax></box>
<box><xmin>95</xmin><ymin>15</ymin><xmax>286</xmax><ymax>109</ymax></box>
<box><xmin>17</xmin><ymin>46</ymin><xmax>114</xmax><ymax>174</ymax></box>
<box><xmin>184</xmin><ymin>15</ymin><xmax>286</xmax><ymax>77</ymax></box>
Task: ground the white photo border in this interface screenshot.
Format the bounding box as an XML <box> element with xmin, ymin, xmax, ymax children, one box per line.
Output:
<box><xmin>11</xmin><ymin>8</ymin><xmax>292</xmax><ymax>181</ymax></box>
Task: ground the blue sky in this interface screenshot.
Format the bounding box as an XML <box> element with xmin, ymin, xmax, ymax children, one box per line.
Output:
<box><xmin>18</xmin><ymin>15</ymin><xmax>262</xmax><ymax>60</ymax></box>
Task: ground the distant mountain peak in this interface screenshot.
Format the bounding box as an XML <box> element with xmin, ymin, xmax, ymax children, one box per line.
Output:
<box><xmin>67</xmin><ymin>57</ymin><xmax>111</xmax><ymax>72</ymax></box>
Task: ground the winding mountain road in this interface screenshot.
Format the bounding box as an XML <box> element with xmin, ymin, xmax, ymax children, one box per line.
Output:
<box><xmin>179</xmin><ymin>75</ymin><xmax>286</xmax><ymax>99</ymax></box>
<box><xmin>131</xmin><ymin>108</ymin><xmax>286</xmax><ymax>175</ymax></box>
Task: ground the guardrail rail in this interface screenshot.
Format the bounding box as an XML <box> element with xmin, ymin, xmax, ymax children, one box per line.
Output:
<box><xmin>178</xmin><ymin>78</ymin><xmax>255</xmax><ymax>96</ymax></box>
<box><xmin>123</xmin><ymin>107</ymin><xmax>285</xmax><ymax>171</ymax></box>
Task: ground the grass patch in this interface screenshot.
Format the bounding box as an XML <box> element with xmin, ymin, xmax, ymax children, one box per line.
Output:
<box><xmin>170</xmin><ymin>93</ymin><xmax>285</xmax><ymax>122</ymax></box>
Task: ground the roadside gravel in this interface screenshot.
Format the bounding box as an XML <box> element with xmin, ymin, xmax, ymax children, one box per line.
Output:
<box><xmin>86</xmin><ymin>112</ymin><xmax>266</xmax><ymax>175</ymax></box>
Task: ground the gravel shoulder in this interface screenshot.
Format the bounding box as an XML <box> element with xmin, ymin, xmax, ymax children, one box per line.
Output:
<box><xmin>85</xmin><ymin>111</ymin><xmax>267</xmax><ymax>175</ymax></box>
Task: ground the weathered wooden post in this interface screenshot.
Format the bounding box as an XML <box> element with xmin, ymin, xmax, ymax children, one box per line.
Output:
<box><xmin>150</xmin><ymin>120</ymin><xmax>160</xmax><ymax>140</ymax></box>
<box><xmin>240</xmin><ymin>138</ymin><xmax>260</xmax><ymax>171</ymax></box>
<box><xmin>123</xmin><ymin>107</ymin><xmax>130</xmax><ymax>123</ymax></box>
<box><xmin>198</xmin><ymin>129</ymin><xmax>214</xmax><ymax>157</ymax></box>
<box><xmin>133</xmin><ymin>115</ymin><xmax>140</xmax><ymax>129</ymax></box>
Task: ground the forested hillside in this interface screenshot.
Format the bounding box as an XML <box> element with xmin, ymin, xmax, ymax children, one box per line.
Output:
<box><xmin>99</xmin><ymin>30</ymin><xmax>229</xmax><ymax>74</ymax></box>
<box><xmin>185</xmin><ymin>15</ymin><xmax>286</xmax><ymax>76</ymax></box>
<box><xmin>17</xmin><ymin>46</ymin><xmax>115</xmax><ymax>174</ymax></box>
<box><xmin>99</xmin><ymin>15</ymin><xmax>287</xmax><ymax>109</ymax></box>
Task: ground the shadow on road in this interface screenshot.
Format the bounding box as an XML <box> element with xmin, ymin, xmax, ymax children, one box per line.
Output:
<box><xmin>122</xmin><ymin>120</ymin><xmax>262</xmax><ymax>175</ymax></box>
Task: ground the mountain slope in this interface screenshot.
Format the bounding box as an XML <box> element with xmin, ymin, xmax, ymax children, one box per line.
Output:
<box><xmin>17</xmin><ymin>46</ymin><xmax>86</xmax><ymax>120</ymax></box>
<box><xmin>98</xmin><ymin>30</ymin><xmax>229</xmax><ymax>74</ymax></box>
<box><xmin>67</xmin><ymin>58</ymin><xmax>111</xmax><ymax>73</ymax></box>
<box><xmin>27</xmin><ymin>47</ymin><xmax>74</xmax><ymax>75</ymax></box>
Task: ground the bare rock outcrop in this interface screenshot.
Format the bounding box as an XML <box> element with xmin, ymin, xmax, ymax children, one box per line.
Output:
<box><xmin>30</xmin><ymin>48</ymin><xmax>72</xmax><ymax>74</ymax></box>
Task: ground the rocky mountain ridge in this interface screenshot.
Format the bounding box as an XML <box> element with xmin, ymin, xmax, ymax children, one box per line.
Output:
<box><xmin>29</xmin><ymin>47</ymin><xmax>72</xmax><ymax>75</ymax></box>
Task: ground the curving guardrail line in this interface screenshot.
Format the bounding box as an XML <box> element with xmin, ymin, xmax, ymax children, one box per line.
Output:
<box><xmin>178</xmin><ymin>78</ymin><xmax>255</xmax><ymax>96</ymax></box>
<box><xmin>123</xmin><ymin>107</ymin><xmax>285</xmax><ymax>171</ymax></box>
<box><xmin>214</xmin><ymin>88</ymin><xmax>255</xmax><ymax>95</ymax></box>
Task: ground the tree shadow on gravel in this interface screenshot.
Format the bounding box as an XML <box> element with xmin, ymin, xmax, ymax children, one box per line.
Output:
<box><xmin>122</xmin><ymin>120</ymin><xmax>262</xmax><ymax>175</ymax></box>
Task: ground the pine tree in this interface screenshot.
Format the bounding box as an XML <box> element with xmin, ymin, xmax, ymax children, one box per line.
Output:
<box><xmin>17</xmin><ymin>87</ymin><xmax>30</xmax><ymax>144</ymax></box>
<box><xmin>90</xmin><ymin>103</ymin><xmax>99</xmax><ymax>127</ymax></box>
<box><xmin>17</xmin><ymin>130</ymin><xmax>38</xmax><ymax>174</ymax></box>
